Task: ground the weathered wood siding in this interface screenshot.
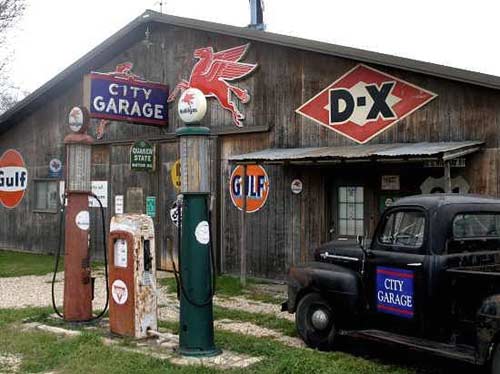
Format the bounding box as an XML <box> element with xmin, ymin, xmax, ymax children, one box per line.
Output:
<box><xmin>1</xmin><ymin>20</ymin><xmax>500</xmax><ymax>278</ymax></box>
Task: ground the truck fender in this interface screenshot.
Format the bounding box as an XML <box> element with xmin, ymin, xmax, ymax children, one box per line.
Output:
<box><xmin>477</xmin><ymin>294</ymin><xmax>500</xmax><ymax>366</ymax></box>
<box><xmin>285</xmin><ymin>262</ymin><xmax>363</xmax><ymax>321</ymax></box>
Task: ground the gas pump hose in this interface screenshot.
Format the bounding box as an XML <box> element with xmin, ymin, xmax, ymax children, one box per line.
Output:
<box><xmin>169</xmin><ymin>195</ymin><xmax>217</xmax><ymax>308</ymax></box>
<box><xmin>51</xmin><ymin>192</ymin><xmax>109</xmax><ymax>322</ymax></box>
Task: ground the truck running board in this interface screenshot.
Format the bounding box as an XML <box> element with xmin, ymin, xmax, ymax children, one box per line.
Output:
<box><xmin>344</xmin><ymin>329</ymin><xmax>477</xmax><ymax>364</ymax></box>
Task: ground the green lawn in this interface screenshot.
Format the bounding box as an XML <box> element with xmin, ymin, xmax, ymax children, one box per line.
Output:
<box><xmin>0</xmin><ymin>308</ymin><xmax>418</xmax><ymax>374</ymax></box>
<box><xmin>160</xmin><ymin>274</ymin><xmax>284</xmax><ymax>304</ymax></box>
<box><xmin>0</xmin><ymin>250</ymin><xmax>61</xmax><ymax>277</ymax></box>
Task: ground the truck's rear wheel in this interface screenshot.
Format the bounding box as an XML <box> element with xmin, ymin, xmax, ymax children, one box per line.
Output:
<box><xmin>296</xmin><ymin>292</ymin><xmax>337</xmax><ymax>350</ymax></box>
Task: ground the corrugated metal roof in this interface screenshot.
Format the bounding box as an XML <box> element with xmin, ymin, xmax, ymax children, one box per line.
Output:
<box><xmin>1</xmin><ymin>10</ymin><xmax>500</xmax><ymax>134</ymax></box>
<box><xmin>228</xmin><ymin>141</ymin><xmax>484</xmax><ymax>163</ymax></box>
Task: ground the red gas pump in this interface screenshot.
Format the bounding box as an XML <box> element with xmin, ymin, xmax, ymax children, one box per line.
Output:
<box><xmin>51</xmin><ymin>106</ymin><xmax>109</xmax><ymax>322</ymax></box>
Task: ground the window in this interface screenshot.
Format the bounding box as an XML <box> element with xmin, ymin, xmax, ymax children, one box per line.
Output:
<box><xmin>34</xmin><ymin>180</ymin><xmax>59</xmax><ymax>212</ymax></box>
<box><xmin>453</xmin><ymin>213</ymin><xmax>500</xmax><ymax>239</ymax></box>
<box><xmin>338</xmin><ymin>186</ymin><xmax>364</xmax><ymax>236</ymax></box>
<box><xmin>379</xmin><ymin>210</ymin><xmax>425</xmax><ymax>248</ymax></box>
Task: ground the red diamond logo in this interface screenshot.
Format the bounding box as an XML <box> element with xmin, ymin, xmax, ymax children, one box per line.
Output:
<box><xmin>296</xmin><ymin>64</ymin><xmax>437</xmax><ymax>144</ymax></box>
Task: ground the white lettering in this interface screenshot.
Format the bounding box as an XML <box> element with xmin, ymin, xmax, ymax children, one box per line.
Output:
<box><xmin>154</xmin><ymin>104</ymin><xmax>164</xmax><ymax>119</ymax></box>
<box><xmin>106</xmin><ymin>98</ymin><xmax>117</xmax><ymax>113</ymax></box>
<box><xmin>118</xmin><ymin>99</ymin><xmax>130</xmax><ymax>115</ymax></box>
<box><xmin>143</xmin><ymin>88</ymin><xmax>152</xmax><ymax>100</ymax></box>
<box><xmin>93</xmin><ymin>96</ymin><xmax>106</xmax><ymax>112</ymax></box>
<box><xmin>143</xmin><ymin>103</ymin><xmax>153</xmax><ymax>118</ymax></box>
<box><xmin>109</xmin><ymin>83</ymin><xmax>119</xmax><ymax>96</ymax></box>
<box><xmin>131</xmin><ymin>86</ymin><xmax>141</xmax><ymax>99</ymax></box>
<box><xmin>130</xmin><ymin>101</ymin><xmax>141</xmax><ymax>116</ymax></box>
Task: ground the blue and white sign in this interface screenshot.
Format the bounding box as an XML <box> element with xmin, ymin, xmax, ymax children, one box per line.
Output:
<box><xmin>376</xmin><ymin>266</ymin><xmax>414</xmax><ymax>318</ymax></box>
<box><xmin>48</xmin><ymin>158</ymin><xmax>63</xmax><ymax>178</ymax></box>
<box><xmin>88</xmin><ymin>63</ymin><xmax>169</xmax><ymax>126</ymax></box>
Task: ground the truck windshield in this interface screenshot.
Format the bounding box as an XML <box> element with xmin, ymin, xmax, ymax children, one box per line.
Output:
<box><xmin>453</xmin><ymin>213</ymin><xmax>500</xmax><ymax>239</ymax></box>
<box><xmin>379</xmin><ymin>210</ymin><xmax>425</xmax><ymax>248</ymax></box>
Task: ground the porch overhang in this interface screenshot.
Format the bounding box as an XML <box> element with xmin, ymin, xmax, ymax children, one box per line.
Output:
<box><xmin>228</xmin><ymin>141</ymin><xmax>484</xmax><ymax>165</ymax></box>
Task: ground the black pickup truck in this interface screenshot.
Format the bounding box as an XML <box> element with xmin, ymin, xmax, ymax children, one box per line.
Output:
<box><xmin>283</xmin><ymin>194</ymin><xmax>500</xmax><ymax>372</ymax></box>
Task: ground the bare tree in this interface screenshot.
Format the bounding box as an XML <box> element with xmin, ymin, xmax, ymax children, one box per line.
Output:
<box><xmin>0</xmin><ymin>0</ymin><xmax>26</xmax><ymax>114</ymax></box>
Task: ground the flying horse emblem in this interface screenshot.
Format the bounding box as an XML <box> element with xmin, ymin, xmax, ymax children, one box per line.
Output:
<box><xmin>168</xmin><ymin>44</ymin><xmax>258</xmax><ymax>127</ymax></box>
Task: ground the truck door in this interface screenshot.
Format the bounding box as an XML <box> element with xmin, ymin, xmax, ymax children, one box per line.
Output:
<box><xmin>364</xmin><ymin>207</ymin><xmax>428</xmax><ymax>335</ymax></box>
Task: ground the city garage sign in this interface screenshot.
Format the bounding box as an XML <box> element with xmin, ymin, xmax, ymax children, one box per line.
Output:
<box><xmin>296</xmin><ymin>64</ymin><xmax>437</xmax><ymax>144</ymax></box>
<box><xmin>86</xmin><ymin>62</ymin><xmax>169</xmax><ymax>126</ymax></box>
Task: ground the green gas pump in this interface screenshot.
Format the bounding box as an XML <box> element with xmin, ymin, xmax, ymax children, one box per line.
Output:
<box><xmin>174</xmin><ymin>88</ymin><xmax>221</xmax><ymax>357</ymax></box>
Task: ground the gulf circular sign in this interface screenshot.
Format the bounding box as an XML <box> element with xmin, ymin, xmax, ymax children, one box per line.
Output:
<box><xmin>230</xmin><ymin>165</ymin><xmax>269</xmax><ymax>213</ymax></box>
<box><xmin>0</xmin><ymin>149</ymin><xmax>28</xmax><ymax>209</ymax></box>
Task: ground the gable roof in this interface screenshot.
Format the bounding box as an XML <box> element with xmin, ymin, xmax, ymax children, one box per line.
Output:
<box><xmin>2</xmin><ymin>9</ymin><xmax>500</xmax><ymax>134</ymax></box>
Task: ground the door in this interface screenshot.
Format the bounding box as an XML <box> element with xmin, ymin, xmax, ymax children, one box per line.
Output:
<box><xmin>364</xmin><ymin>207</ymin><xmax>428</xmax><ymax>336</ymax></box>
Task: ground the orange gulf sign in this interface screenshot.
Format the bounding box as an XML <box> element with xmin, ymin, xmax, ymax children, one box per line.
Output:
<box><xmin>230</xmin><ymin>165</ymin><xmax>269</xmax><ymax>213</ymax></box>
<box><xmin>0</xmin><ymin>149</ymin><xmax>28</xmax><ymax>208</ymax></box>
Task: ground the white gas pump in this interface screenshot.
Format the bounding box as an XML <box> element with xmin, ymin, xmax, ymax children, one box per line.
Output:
<box><xmin>108</xmin><ymin>214</ymin><xmax>157</xmax><ymax>338</ymax></box>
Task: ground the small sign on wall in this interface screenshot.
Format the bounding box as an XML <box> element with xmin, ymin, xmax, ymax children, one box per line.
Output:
<box><xmin>115</xmin><ymin>195</ymin><xmax>124</xmax><ymax>215</ymax></box>
<box><xmin>146</xmin><ymin>196</ymin><xmax>156</xmax><ymax>218</ymax></box>
<box><xmin>381</xmin><ymin>175</ymin><xmax>400</xmax><ymax>191</ymax></box>
<box><xmin>89</xmin><ymin>181</ymin><xmax>108</xmax><ymax>208</ymax></box>
<box><xmin>130</xmin><ymin>141</ymin><xmax>155</xmax><ymax>172</ymax></box>
<box><xmin>48</xmin><ymin>158</ymin><xmax>63</xmax><ymax>178</ymax></box>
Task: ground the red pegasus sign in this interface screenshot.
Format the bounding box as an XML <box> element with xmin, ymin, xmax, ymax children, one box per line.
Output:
<box><xmin>168</xmin><ymin>44</ymin><xmax>258</xmax><ymax>127</ymax></box>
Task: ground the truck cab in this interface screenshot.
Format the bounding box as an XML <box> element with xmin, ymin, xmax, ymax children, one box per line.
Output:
<box><xmin>283</xmin><ymin>194</ymin><xmax>500</xmax><ymax>372</ymax></box>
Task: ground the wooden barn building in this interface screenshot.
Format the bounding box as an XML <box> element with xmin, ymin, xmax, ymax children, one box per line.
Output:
<box><xmin>1</xmin><ymin>10</ymin><xmax>499</xmax><ymax>279</ymax></box>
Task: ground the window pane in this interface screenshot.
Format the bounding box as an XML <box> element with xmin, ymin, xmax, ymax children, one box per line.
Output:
<box><xmin>347</xmin><ymin>203</ymin><xmax>355</xmax><ymax>220</ymax></box>
<box><xmin>453</xmin><ymin>213</ymin><xmax>500</xmax><ymax>238</ymax></box>
<box><xmin>347</xmin><ymin>187</ymin><xmax>356</xmax><ymax>203</ymax></box>
<box><xmin>355</xmin><ymin>220</ymin><xmax>364</xmax><ymax>236</ymax></box>
<box><xmin>356</xmin><ymin>186</ymin><xmax>364</xmax><ymax>202</ymax></box>
<box><xmin>35</xmin><ymin>182</ymin><xmax>48</xmax><ymax>210</ymax></box>
<box><xmin>384</xmin><ymin>210</ymin><xmax>425</xmax><ymax>248</ymax></box>
<box><xmin>47</xmin><ymin>182</ymin><xmax>58</xmax><ymax>210</ymax></box>
<box><xmin>339</xmin><ymin>220</ymin><xmax>347</xmax><ymax>235</ymax></box>
<box><xmin>338</xmin><ymin>187</ymin><xmax>346</xmax><ymax>202</ymax></box>
<box><xmin>356</xmin><ymin>203</ymin><xmax>363</xmax><ymax>219</ymax></box>
<box><xmin>347</xmin><ymin>219</ymin><xmax>355</xmax><ymax>235</ymax></box>
<box><xmin>338</xmin><ymin>203</ymin><xmax>347</xmax><ymax>219</ymax></box>
<box><xmin>337</xmin><ymin>186</ymin><xmax>364</xmax><ymax>237</ymax></box>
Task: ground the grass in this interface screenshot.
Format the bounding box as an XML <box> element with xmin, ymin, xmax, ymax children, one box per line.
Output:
<box><xmin>0</xmin><ymin>250</ymin><xmax>62</xmax><ymax>277</ymax></box>
<box><xmin>159</xmin><ymin>274</ymin><xmax>284</xmax><ymax>304</ymax></box>
<box><xmin>0</xmin><ymin>249</ymin><xmax>106</xmax><ymax>278</ymax></box>
<box><xmin>213</xmin><ymin>305</ymin><xmax>297</xmax><ymax>337</ymax></box>
<box><xmin>0</xmin><ymin>307</ymin><xmax>418</xmax><ymax>374</ymax></box>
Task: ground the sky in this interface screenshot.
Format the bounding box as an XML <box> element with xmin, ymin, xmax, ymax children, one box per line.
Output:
<box><xmin>5</xmin><ymin>0</ymin><xmax>500</xmax><ymax>97</ymax></box>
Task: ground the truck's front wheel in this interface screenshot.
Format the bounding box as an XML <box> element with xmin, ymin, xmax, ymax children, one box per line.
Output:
<box><xmin>296</xmin><ymin>292</ymin><xmax>337</xmax><ymax>350</ymax></box>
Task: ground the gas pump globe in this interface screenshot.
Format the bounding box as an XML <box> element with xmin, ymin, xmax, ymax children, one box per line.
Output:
<box><xmin>176</xmin><ymin>88</ymin><xmax>221</xmax><ymax>357</ymax></box>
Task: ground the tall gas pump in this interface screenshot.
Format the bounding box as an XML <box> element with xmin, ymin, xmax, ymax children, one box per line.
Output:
<box><xmin>51</xmin><ymin>106</ymin><xmax>108</xmax><ymax>322</ymax></box>
<box><xmin>175</xmin><ymin>88</ymin><xmax>221</xmax><ymax>357</ymax></box>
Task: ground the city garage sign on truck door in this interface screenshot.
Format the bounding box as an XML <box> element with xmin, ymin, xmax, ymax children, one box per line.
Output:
<box><xmin>86</xmin><ymin>62</ymin><xmax>169</xmax><ymax>126</ymax></box>
<box><xmin>296</xmin><ymin>64</ymin><xmax>437</xmax><ymax>144</ymax></box>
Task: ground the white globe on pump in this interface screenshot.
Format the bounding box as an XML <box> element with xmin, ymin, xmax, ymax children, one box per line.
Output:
<box><xmin>178</xmin><ymin>88</ymin><xmax>207</xmax><ymax>124</ymax></box>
